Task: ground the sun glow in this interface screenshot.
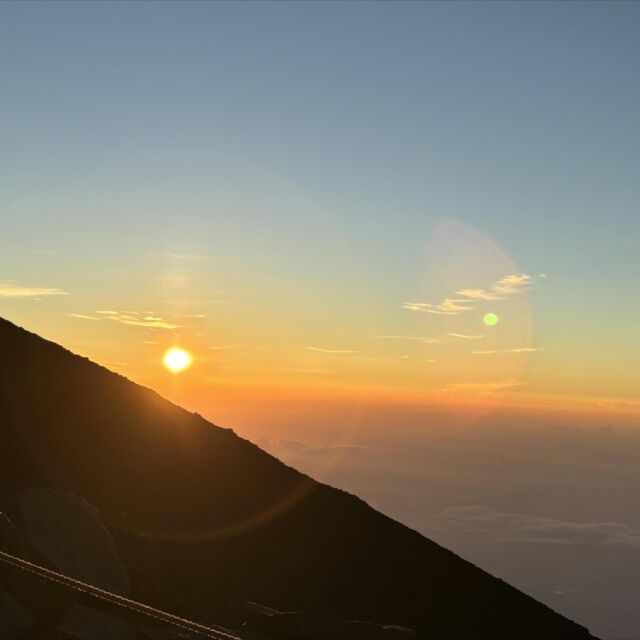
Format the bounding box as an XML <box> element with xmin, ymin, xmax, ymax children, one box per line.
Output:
<box><xmin>163</xmin><ymin>347</ymin><xmax>193</xmax><ymax>374</ymax></box>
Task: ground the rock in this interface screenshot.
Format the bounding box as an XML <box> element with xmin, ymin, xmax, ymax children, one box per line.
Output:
<box><xmin>0</xmin><ymin>586</ymin><xmax>34</xmax><ymax>638</ymax></box>
<box><xmin>17</xmin><ymin>487</ymin><xmax>130</xmax><ymax>596</ymax></box>
<box><xmin>58</xmin><ymin>604</ymin><xmax>135</xmax><ymax>640</ymax></box>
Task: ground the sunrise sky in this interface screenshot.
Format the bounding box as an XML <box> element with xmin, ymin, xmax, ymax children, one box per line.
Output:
<box><xmin>3</xmin><ymin>5</ymin><xmax>640</xmax><ymax>636</ymax></box>
<box><xmin>1</xmin><ymin>1</ymin><xmax>639</xmax><ymax>428</ymax></box>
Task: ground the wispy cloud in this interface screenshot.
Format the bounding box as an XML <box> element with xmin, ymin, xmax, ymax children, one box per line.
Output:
<box><xmin>455</xmin><ymin>289</ymin><xmax>505</xmax><ymax>301</ymax></box>
<box><xmin>445</xmin><ymin>380</ymin><xmax>523</xmax><ymax>392</ymax></box>
<box><xmin>96</xmin><ymin>311</ymin><xmax>180</xmax><ymax>330</ymax></box>
<box><xmin>404</xmin><ymin>273</ymin><xmax>537</xmax><ymax>316</ymax></box>
<box><xmin>305</xmin><ymin>347</ymin><xmax>360</xmax><ymax>354</ymax></box>
<box><xmin>0</xmin><ymin>281</ymin><xmax>68</xmax><ymax>298</ymax></box>
<box><xmin>380</xmin><ymin>333</ymin><xmax>484</xmax><ymax>344</ymax></box>
<box><xmin>66</xmin><ymin>313</ymin><xmax>99</xmax><ymax>321</ymax></box>
<box><xmin>379</xmin><ymin>335</ymin><xmax>445</xmax><ymax>344</ymax></box>
<box><xmin>457</xmin><ymin>273</ymin><xmax>535</xmax><ymax>300</ymax></box>
<box><xmin>402</xmin><ymin>299</ymin><xmax>474</xmax><ymax>315</ymax></box>
<box><xmin>472</xmin><ymin>347</ymin><xmax>542</xmax><ymax>355</ymax></box>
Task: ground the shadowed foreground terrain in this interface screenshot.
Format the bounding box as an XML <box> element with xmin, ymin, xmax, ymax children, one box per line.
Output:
<box><xmin>0</xmin><ymin>317</ymin><xmax>597</xmax><ymax>639</ymax></box>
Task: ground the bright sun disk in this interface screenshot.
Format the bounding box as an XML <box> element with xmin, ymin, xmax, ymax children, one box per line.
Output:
<box><xmin>163</xmin><ymin>347</ymin><xmax>193</xmax><ymax>373</ymax></box>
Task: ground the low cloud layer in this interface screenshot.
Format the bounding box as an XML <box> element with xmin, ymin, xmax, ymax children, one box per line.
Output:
<box><xmin>425</xmin><ymin>505</ymin><xmax>640</xmax><ymax>550</ymax></box>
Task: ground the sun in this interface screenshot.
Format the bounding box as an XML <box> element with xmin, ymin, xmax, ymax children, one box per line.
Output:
<box><xmin>163</xmin><ymin>347</ymin><xmax>193</xmax><ymax>373</ymax></box>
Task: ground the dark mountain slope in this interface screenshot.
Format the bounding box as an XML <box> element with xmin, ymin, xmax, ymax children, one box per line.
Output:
<box><xmin>0</xmin><ymin>317</ymin><xmax>596</xmax><ymax>639</ymax></box>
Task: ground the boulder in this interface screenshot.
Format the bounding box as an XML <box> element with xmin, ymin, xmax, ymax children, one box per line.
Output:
<box><xmin>17</xmin><ymin>487</ymin><xmax>130</xmax><ymax>596</ymax></box>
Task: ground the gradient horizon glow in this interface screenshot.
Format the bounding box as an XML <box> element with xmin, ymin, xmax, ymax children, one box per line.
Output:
<box><xmin>1</xmin><ymin>1</ymin><xmax>638</xmax><ymax>428</ymax></box>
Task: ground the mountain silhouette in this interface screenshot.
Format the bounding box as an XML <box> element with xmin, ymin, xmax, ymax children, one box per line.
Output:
<box><xmin>0</xmin><ymin>317</ymin><xmax>597</xmax><ymax>639</ymax></box>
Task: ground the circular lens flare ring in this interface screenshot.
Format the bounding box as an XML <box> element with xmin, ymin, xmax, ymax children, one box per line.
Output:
<box><xmin>163</xmin><ymin>347</ymin><xmax>193</xmax><ymax>373</ymax></box>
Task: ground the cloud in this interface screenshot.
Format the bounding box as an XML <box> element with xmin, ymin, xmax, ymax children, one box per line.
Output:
<box><xmin>445</xmin><ymin>380</ymin><xmax>523</xmax><ymax>393</ymax></box>
<box><xmin>0</xmin><ymin>281</ymin><xmax>68</xmax><ymax>298</ymax></box>
<box><xmin>403</xmin><ymin>299</ymin><xmax>474</xmax><ymax>315</ymax></box>
<box><xmin>456</xmin><ymin>289</ymin><xmax>505</xmax><ymax>301</ymax></box>
<box><xmin>472</xmin><ymin>347</ymin><xmax>542</xmax><ymax>355</ymax></box>
<box><xmin>96</xmin><ymin>311</ymin><xmax>180</xmax><ymax>330</ymax></box>
<box><xmin>494</xmin><ymin>273</ymin><xmax>533</xmax><ymax>289</ymax></box>
<box><xmin>305</xmin><ymin>347</ymin><xmax>360</xmax><ymax>354</ymax></box>
<box><xmin>65</xmin><ymin>313</ymin><xmax>99</xmax><ymax>321</ymax></box>
<box><xmin>424</xmin><ymin>506</ymin><xmax>640</xmax><ymax>550</ymax></box>
<box><xmin>381</xmin><ymin>333</ymin><xmax>483</xmax><ymax>344</ymax></box>
<box><xmin>378</xmin><ymin>335</ymin><xmax>445</xmax><ymax>344</ymax></box>
<box><xmin>404</xmin><ymin>273</ymin><xmax>536</xmax><ymax>317</ymax></box>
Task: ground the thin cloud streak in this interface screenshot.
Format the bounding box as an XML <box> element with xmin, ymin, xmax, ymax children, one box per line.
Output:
<box><xmin>379</xmin><ymin>335</ymin><xmax>445</xmax><ymax>344</ymax></box>
<box><xmin>96</xmin><ymin>311</ymin><xmax>180</xmax><ymax>330</ymax></box>
<box><xmin>472</xmin><ymin>347</ymin><xmax>542</xmax><ymax>355</ymax></box>
<box><xmin>305</xmin><ymin>347</ymin><xmax>360</xmax><ymax>354</ymax></box>
<box><xmin>0</xmin><ymin>281</ymin><xmax>68</xmax><ymax>298</ymax></box>
<box><xmin>403</xmin><ymin>299</ymin><xmax>474</xmax><ymax>315</ymax></box>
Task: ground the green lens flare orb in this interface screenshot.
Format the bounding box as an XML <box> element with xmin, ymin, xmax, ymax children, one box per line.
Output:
<box><xmin>483</xmin><ymin>312</ymin><xmax>499</xmax><ymax>326</ymax></box>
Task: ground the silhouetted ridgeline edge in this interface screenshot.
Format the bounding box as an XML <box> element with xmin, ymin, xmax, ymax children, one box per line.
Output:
<box><xmin>0</xmin><ymin>317</ymin><xmax>598</xmax><ymax>639</ymax></box>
